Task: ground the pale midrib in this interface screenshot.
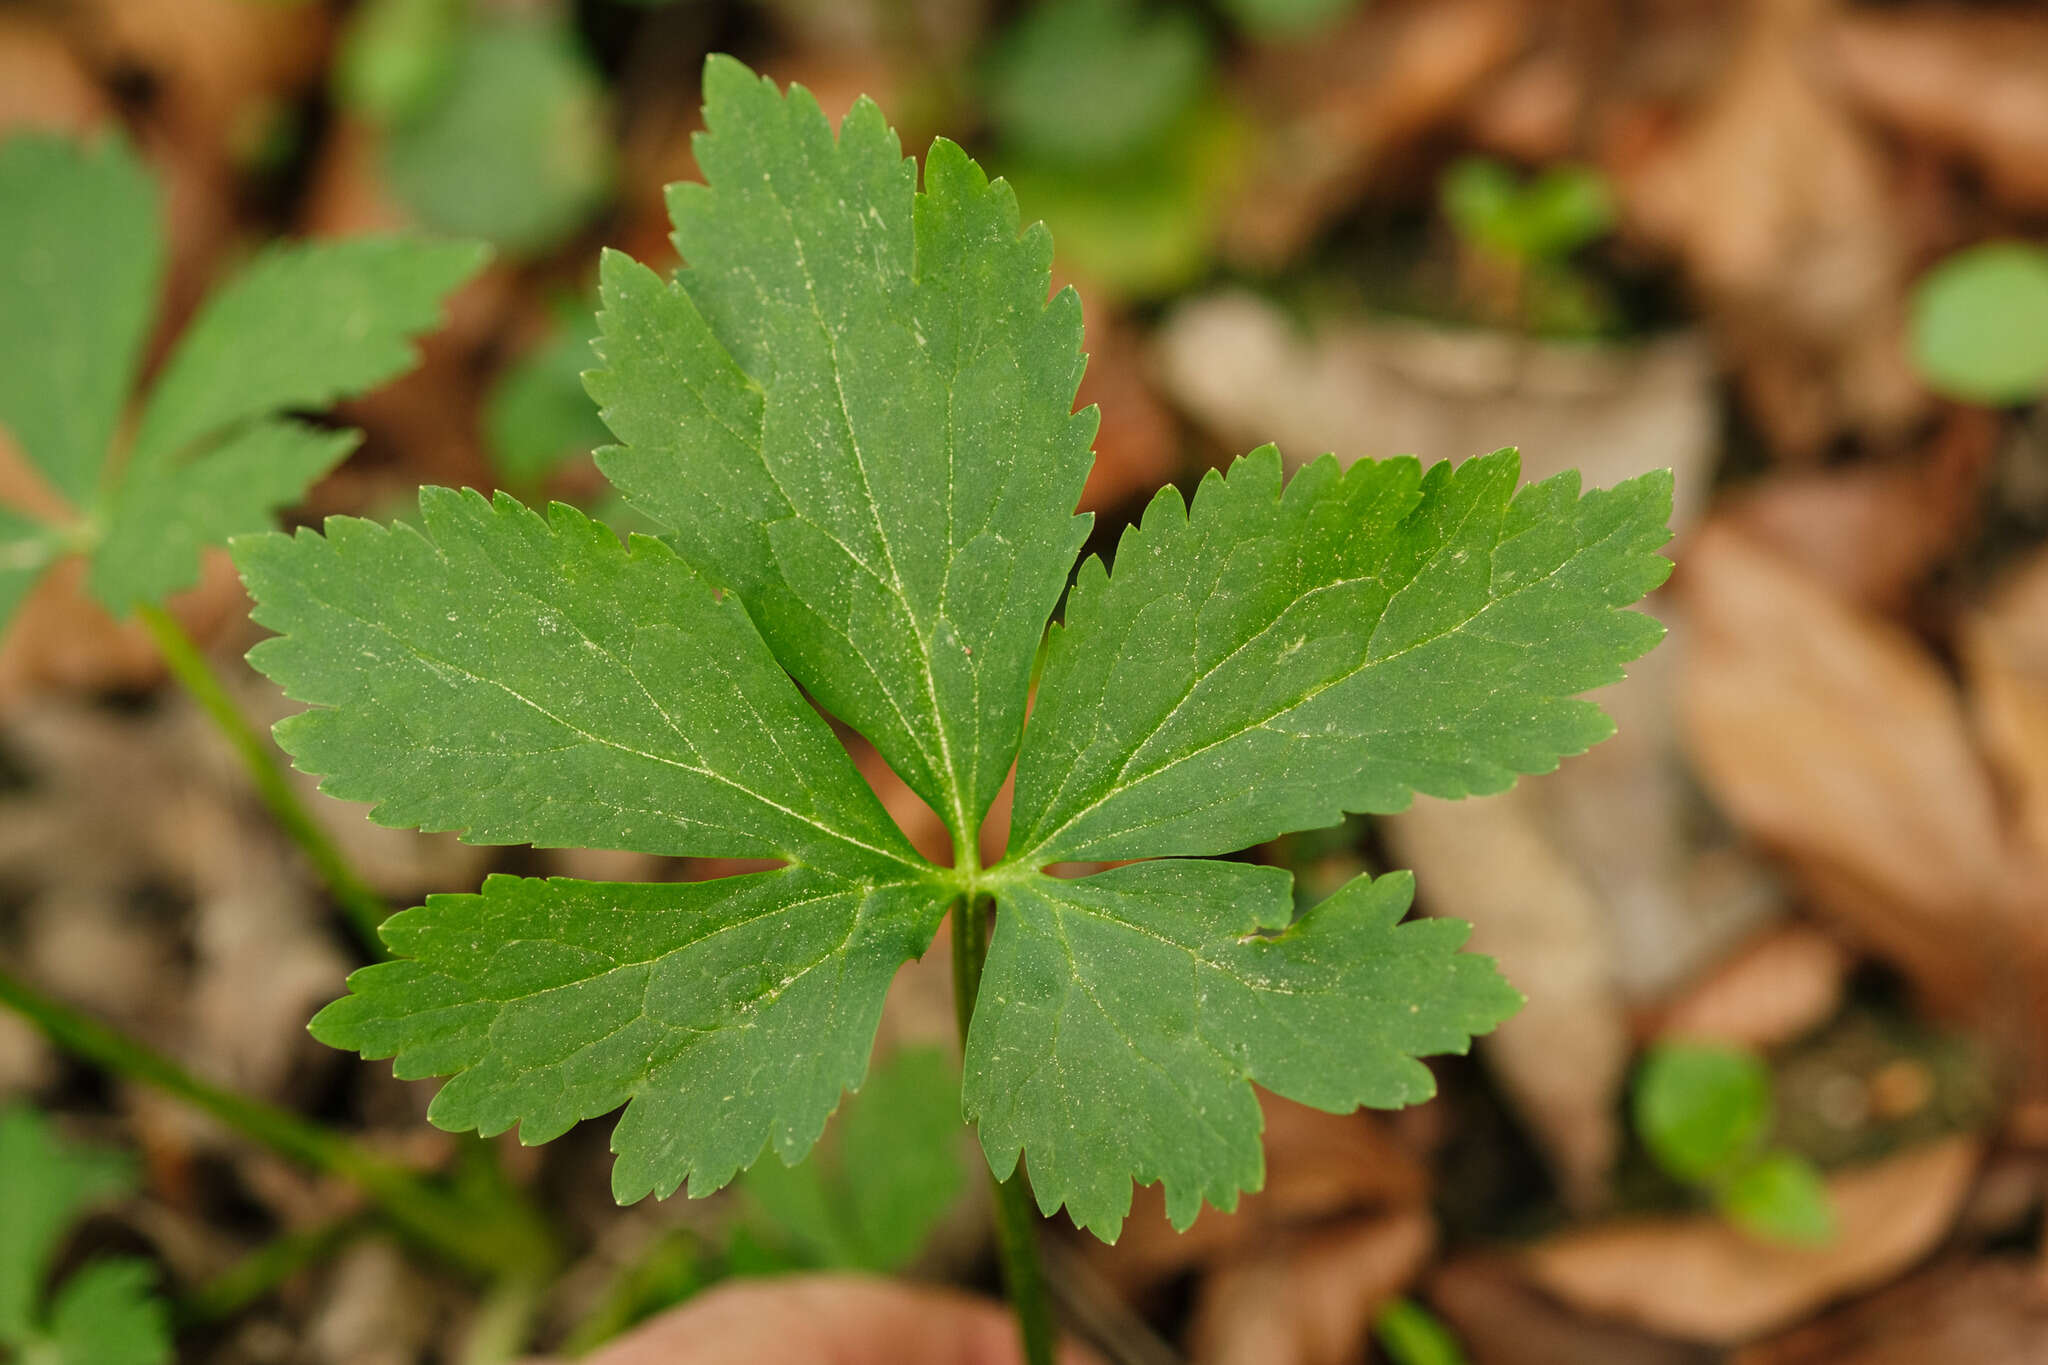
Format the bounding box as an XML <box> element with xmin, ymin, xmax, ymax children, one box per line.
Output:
<box><xmin>759</xmin><ymin>168</ymin><xmax>969</xmax><ymax>837</ymax></box>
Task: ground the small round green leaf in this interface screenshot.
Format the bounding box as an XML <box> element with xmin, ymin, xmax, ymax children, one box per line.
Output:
<box><xmin>1718</xmin><ymin>1151</ymin><xmax>1837</xmax><ymax>1247</ymax></box>
<box><xmin>1634</xmin><ymin>1041</ymin><xmax>1773</xmax><ymax>1183</ymax></box>
<box><xmin>1909</xmin><ymin>241</ymin><xmax>2048</xmax><ymax>405</ymax></box>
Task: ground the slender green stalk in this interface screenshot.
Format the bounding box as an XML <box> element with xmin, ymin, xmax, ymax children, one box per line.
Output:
<box><xmin>179</xmin><ymin>1214</ymin><xmax>366</xmax><ymax>1325</ymax></box>
<box><xmin>950</xmin><ymin>893</ymin><xmax>1056</xmax><ymax>1365</ymax></box>
<box><xmin>0</xmin><ymin>962</ymin><xmax>554</xmax><ymax>1281</ymax></box>
<box><xmin>134</xmin><ymin>602</ymin><xmax>390</xmax><ymax>955</ymax></box>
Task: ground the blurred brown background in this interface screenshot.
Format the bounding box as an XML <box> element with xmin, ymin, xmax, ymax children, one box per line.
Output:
<box><xmin>2</xmin><ymin>0</ymin><xmax>2047</xmax><ymax>1361</ymax></box>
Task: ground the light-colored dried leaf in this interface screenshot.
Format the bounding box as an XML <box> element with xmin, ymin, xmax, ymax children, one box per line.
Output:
<box><xmin>1186</xmin><ymin>1208</ymin><xmax>1435</xmax><ymax>1365</ymax></box>
<box><xmin>1082</xmin><ymin>1094</ymin><xmax>1428</xmax><ymax>1295</ymax></box>
<box><xmin>1619</xmin><ymin>0</ymin><xmax>1924</xmax><ymax>456</ymax></box>
<box><xmin>1656</xmin><ymin>925</ymin><xmax>1851</xmax><ymax>1050</ymax></box>
<box><xmin>1678</xmin><ymin>523</ymin><xmax>2008</xmax><ymax>1015</ymax></box>
<box><xmin>1827</xmin><ymin>7</ymin><xmax>2048</xmax><ymax>210</ymax></box>
<box><xmin>1733</xmin><ymin>1258</ymin><xmax>2048</xmax><ymax>1365</ymax></box>
<box><xmin>1523</xmin><ymin>1136</ymin><xmax>1981</xmax><ymax>1343</ymax></box>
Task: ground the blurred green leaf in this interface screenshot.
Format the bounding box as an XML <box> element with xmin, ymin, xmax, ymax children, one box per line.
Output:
<box><xmin>1441</xmin><ymin>157</ymin><xmax>1614</xmax><ymax>266</ymax></box>
<box><xmin>1221</xmin><ymin>0</ymin><xmax>1361</xmax><ymax>41</ymax></box>
<box><xmin>739</xmin><ymin>1047</ymin><xmax>965</xmax><ymax>1272</ymax></box>
<box><xmin>1634</xmin><ymin>1041</ymin><xmax>1772</xmax><ymax>1183</ymax></box>
<box><xmin>384</xmin><ymin>14</ymin><xmax>613</xmax><ymax>255</ymax></box>
<box><xmin>1002</xmin><ymin>99</ymin><xmax>1244</xmax><ymax>297</ymax></box>
<box><xmin>983</xmin><ymin>0</ymin><xmax>1212</xmax><ymax>170</ymax></box>
<box><xmin>485</xmin><ymin>306</ymin><xmax>610</xmax><ymax>488</ymax></box>
<box><xmin>1718</xmin><ymin>1151</ymin><xmax>1837</xmax><ymax>1248</ymax></box>
<box><xmin>0</xmin><ymin>1105</ymin><xmax>170</xmax><ymax>1365</ymax></box>
<box><xmin>334</xmin><ymin>0</ymin><xmax>464</xmax><ymax>124</ymax></box>
<box><xmin>1909</xmin><ymin>241</ymin><xmax>2048</xmax><ymax>405</ymax></box>
<box><xmin>1373</xmin><ymin>1297</ymin><xmax>1469</xmax><ymax>1365</ymax></box>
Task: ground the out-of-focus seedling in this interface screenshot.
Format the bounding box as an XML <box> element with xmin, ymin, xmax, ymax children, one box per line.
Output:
<box><xmin>0</xmin><ymin>1105</ymin><xmax>170</xmax><ymax>1365</ymax></box>
<box><xmin>1440</xmin><ymin>155</ymin><xmax>1618</xmax><ymax>338</ymax></box>
<box><xmin>1634</xmin><ymin>1041</ymin><xmax>1836</xmax><ymax>1246</ymax></box>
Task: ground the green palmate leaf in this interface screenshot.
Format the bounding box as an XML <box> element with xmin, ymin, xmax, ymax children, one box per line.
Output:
<box><xmin>742</xmin><ymin>1045</ymin><xmax>966</xmax><ymax>1270</ymax></box>
<box><xmin>588</xmin><ymin>57</ymin><xmax>1095</xmax><ymax>838</ymax></box>
<box><xmin>238</xmin><ymin>488</ymin><xmax>918</xmax><ymax>871</ymax></box>
<box><xmin>0</xmin><ymin>507</ymin><xmax>62</xmax><ymax>626</ymax></box>
<box><xmin>0</xmin><ymin>130</ymin><xmax>485</xmax><ymax>630</ymax></box>
<box><xmin>41</xmin><ymin>1260</ymin><xmax>172</xmax><ymax>1365</ymax></box>
<box><xmin>128</xmin><ymin>235</ymin><xmax>487</xmax><ymax>466</ymax></box>
<box><xmin>1010</xmin><ymin>447</ymin><xmax>1672</xmax><ymax>864</ymax></box>
<box><xmin>91</xmin><ymin>420</ymin><xmax>360</xmax><ymax>611</ymax></box>
<box><xmin>0</xmin><ymin>1106</ymin><xmax>132</xmax><ymax>1341</ymax></box>
<box><xmin>0</xmin><ymin>1106</ymin><xmax>169</xmax><ymax>1365</ymax></box>
<box><xmin>967</xmin><ymin>861</ymin><xmax>1518</xmax><ymax>1236</ymax></box>
<box><xmin>312</xmin><ymin>867</ymin><xmax>941</xmax><ymax>1201</ymax></box>
<box><xmin>245</xmin><ymin>58</ymin><xmax>1673</xmax><ymax>1243</ymax></box>
<box><xmin>0</xmin><ymin>134</ymin><xmax>162</xmax><ymax>507</ymax></box>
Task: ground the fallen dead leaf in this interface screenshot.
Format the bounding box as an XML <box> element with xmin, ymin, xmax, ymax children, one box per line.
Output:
<box><xmin>1962</xmin><ymin>549</ymin><xmax>2048</xmax><ymax>873</ymax></box>
<box><xmin>1677</xmin><ymin>523</ymin><xmax>2015</xmax><ymax>1018</ymax></box>
<box><xmin>0</xmin><ymin>12</ymin><xmax>112</xmax><ymax>135</ymax></box>
<box><xmin>1717</xmin><ymin>406</ymin><xmax>1996</xmax><ymax>613</ymax></box>
<box><xmin>1081</xmin><ymin>1094</ymin><xmax>1428</xmax><ymax>1298</ymax></box>
<box><xmin>1223</xmin><ymin>0</ymin><xmax>1525</xmax><ymax>269</ymax></box>
<box><xmin>1185</xmin><ymin>1208</ymin><xmax>1434</xmax><ymax>1365</ymax></box>
<box><xmin>1827</xmin><ymin>6</ymin><xmax>2048</xmax><ymax>211</ymax></box>
<box><xmin>1522</xmin><ymin>1135</ymin><xmax>1982</xmax><ymax>1343</ymax></box>
<box><xmin>1430</xmin><ymin>1255</ymin><xmax>1715</xmax><ymax>1365</ymax></box>
<box><xmin>1733</xmin><ymin>1257</ymin><xmax>2048</xmax><ymax>1365</ymax></box>
<box><xmin>1617</xmin><ymin>0</ymin><xmax>1925</xmax><ymax>457</ymax></box>
<box><xmin>1654</xmin><ymin>924</ymin><xmax>1851</xmax><ymax>1050</ymax></box>
<box><xmin>1153</xmin><ymin>292</ymin><xmax>1719</xmax><ymax>533</ymax></box>
<box><xmin>1383</xmin><ymin>787</ymin><xmax>1629</xmax><ymax>1212</ymax></box>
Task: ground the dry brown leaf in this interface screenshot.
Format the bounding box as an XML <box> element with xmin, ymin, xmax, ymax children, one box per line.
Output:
<box><xmin>1734</xmin><ymin>1258</ymin><xmax>2048</xmax><ymax>1365</ymax></box>
<box><xmin>1185</xmin><ymin>1209</ymin><xmax>1434</xmax><ymax>1365</ymax></box>
<box><xmin>1383</xmin><ymin>787</ymin><xmax>1630</xmax><ymax>1211</ymax></box>
<box><xmin>1152</xmin><ymin>293</ymin><xmax>1719</xmax><ymax>532</ymax></box>
<box><xmin>1081</xmin><ymin>1094</ymin><xmax>1428</xmax><ymax>1297</ymax></box>
<box><xmin>0</xmin><ymin>552</ymin><xmax>247</xmax><ymax>703</ymax></box>
<box><xmin>1827</xmin><ymin>7</ymin><xmax>2048</xmax><ymax>211</ymax></box>
<box><xmin>1617</xmin><ymin>0</ymin><xmax>1925</xmax><ymax>457</ymax></box>
<box><xmin>1072</xmin><ymin>307</ymin><xmax>1180</xmax><ymax>516</ymax></box>
<box><xmin>0</xmin><ymin>12</ymin><xmax>112</xmax><ymax>136</ymax></box>
<box><xmin>1223</xmin><ymin>0</ymin><xmax>1525</xmax><ymax>268</ymax></box>
<box><xmin>1522</xmin><ymin>1135</ymin><xmax>1981</xmax><ymax>1344</ymax></box>
<box><xmin>1717</xmin><ymin>407</ymin><xmax>1996</xmax><ymax>612</ymax></box>
<box><xmin>1677</xmin><ymin>523</ymin><xmax>2013</xmax><ymax>1016</ymax></box>
<box><xmin>1654</xmin><ymin>924</ymin><xmax>1851</xmax><ymax>1050</ymax></box>
<box><xmin>1429</xmin><ymin>1256</ymin><xmax>1716</xmax><ymax>1365</ymax></box>
<box><xmin>1963</xmin><ymin>549</ymin><xmax>2048</xmax><ymax>873</ymax></box>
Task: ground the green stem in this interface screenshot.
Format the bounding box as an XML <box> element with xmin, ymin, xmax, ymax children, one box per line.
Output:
<box><xmin>179</xmin><ymin>1214</ymin><xmax>366</xmax><ymax>1326</ymax></box>
<box><xmin>950</xmin><ymin>895</ymin><xmax>1056</xmax><ymax>1365</ymax></box>
<box><xmin>135</xmin><ymin>603</ymin><xmax>390</xmax><ymax>955</ymax></box>
<box><xmin>0</xmin><ymin>962</ymin><xmax>552</xmax><ymax>1282</ymax></box>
